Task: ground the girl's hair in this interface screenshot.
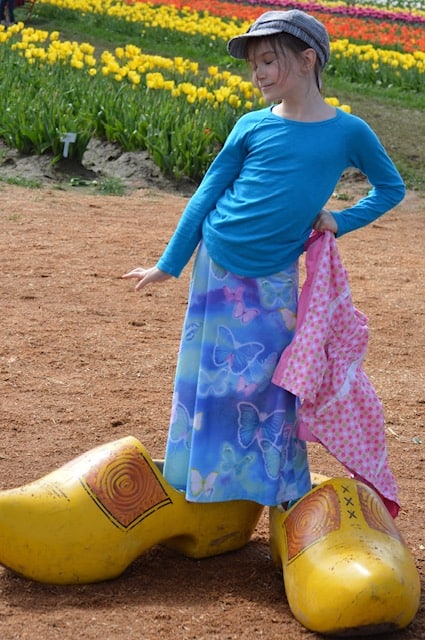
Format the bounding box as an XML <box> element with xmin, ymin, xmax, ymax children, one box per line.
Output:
<box><xmin>248</xmin><ymin>32</ymin><xmax>323</xmax><ymax>90</ymax></box>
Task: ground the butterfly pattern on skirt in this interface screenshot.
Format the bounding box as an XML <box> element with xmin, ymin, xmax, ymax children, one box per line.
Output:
<box><xmin>223</xmin><ymin>285</ymin><xmax>260</xmax><ymax>324</ymax></box>
<box><xmin>237</xmin><ymin>402</ymin><xmax>285</xmax><ymax>479</ymax></box>
<box><xmin>213</xmin><ymin>325</ymin><xmax>264</xmax><ymax>375</ymax></box>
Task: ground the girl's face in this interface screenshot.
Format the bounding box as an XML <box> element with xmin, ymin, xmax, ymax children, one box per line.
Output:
<box><xmin>248</xmin><ymin>38</ymin><xmax>314</xmax><ymax>102</ymax></box>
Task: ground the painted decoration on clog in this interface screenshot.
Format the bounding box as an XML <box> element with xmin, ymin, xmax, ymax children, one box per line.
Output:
<box><xmin>284</xmin><ymin>483</ymin><xmax>340</xmax><ymax>561</ymax></box>
<box><xmin>357</xmin><ymin>483</ymin><xmax>402</xmax><ymax>541</ymax></box>
<box><xmin>284</xmin><ymin>480</ymin><xmax>403</xmax><ymax>563</ymax></box>
<box><xmin>81</xmin><ymin>441</ymin><xmax>172</xmax><ymax>530</ymax></box>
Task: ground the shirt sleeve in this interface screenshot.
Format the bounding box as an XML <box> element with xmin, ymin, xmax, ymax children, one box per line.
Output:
<box><xmin>156</xmin><ymin>117</ymin><xmax>250</xmax><ymax>277</ymax></box>
<box><xmin>331</xmin><ymin>117</ymin><xmax>405</xmax><ymax>237</ymax></box>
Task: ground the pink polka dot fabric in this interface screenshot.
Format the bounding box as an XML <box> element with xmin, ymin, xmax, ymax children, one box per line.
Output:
<box><xmin>272</xmin><ymin>231</ymin><xmax>399</xmax><ymax>516</ymax></box>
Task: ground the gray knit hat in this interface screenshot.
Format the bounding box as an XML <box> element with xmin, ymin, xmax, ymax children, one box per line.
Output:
<box><xmin>227</xmin><ymin>10</ymin><xmax>330</xmax><ymax>69</ymax></box>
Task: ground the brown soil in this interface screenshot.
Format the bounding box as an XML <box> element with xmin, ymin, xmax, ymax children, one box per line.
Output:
<box><xmin>0</xmin><ymin>156</ymin><xmax>424</xmax><ymax>639</ymax></box>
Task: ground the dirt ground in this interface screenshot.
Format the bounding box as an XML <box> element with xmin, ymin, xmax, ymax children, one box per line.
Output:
<box><xmin>0</xmin><ymin>152</ymin><xmax>424</xmax><ymax>639</ymax></box>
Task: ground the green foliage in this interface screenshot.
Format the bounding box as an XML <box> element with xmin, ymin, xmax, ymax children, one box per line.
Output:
<box><xmin>0</xmin><ymin>48</ymin><xmax>95</xmax><ymax>160</ymax></box>
<box><xmin>96</xmin><ymin>176</ymin><xmax>126</xmax><ymax>195</ymax></box>
<box><xmin>0</xmin><ymin>176</ymin><xmax>43</xmax><ymax>188</ymax></box>
<box><xmin>142</xmin><ymin>98</ymin><xmax>236</xmax><ymax>181</ymax></box>
<box><xmin>0</xmin><ymin>35</ymin><xmax>252</xmax><ymax>182</ymax></box>
<box><xmin>323</xmin><ymin>76</ymin><xmax>425</xmax><ymax>191</ymax></box>
<box><xmin>91</xmin><ymin>83</ymin><xmax>149</xmax><ymax>151</ymax></box>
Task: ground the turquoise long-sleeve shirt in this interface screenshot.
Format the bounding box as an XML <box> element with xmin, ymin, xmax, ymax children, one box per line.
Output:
<box><xmin>157</xmin><ymin>107</ymin><xmax>405</xmax><ymax>278</ymax></box>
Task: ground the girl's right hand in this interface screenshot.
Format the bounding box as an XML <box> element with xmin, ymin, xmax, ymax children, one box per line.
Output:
<box><xmin>121</xmin><ymin>266</ymin><xmax>172</xmax><ymax>291</ymax></box>
<box><xmin>313</xmin><ymin>209</ymin><xmax>338</xmax><ymax>234</ymax></box>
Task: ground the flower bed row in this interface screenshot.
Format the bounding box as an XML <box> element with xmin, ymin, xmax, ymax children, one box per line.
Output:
<box><xmin>35</xmin><ymin>0</ymin><xmax>425</xmax><ymax>70</ymax></box>
<box><xmin>204</xmin><ymin>0</ymin><xmax>425</xmax><ymax>23</ymax></box>
<box><xmin>135</xmin><ymin>0</ymin><xmax>425</xmax><ymax>52</ymax></box>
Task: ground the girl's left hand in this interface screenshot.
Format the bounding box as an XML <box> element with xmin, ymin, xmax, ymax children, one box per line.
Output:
<box><xmin>122</xmin><ymin>266</ymin><xmax>172</xmax><ymax>291</ymax></box>
<box><xmin>314</xmin><ymin>209</ymin><xmax>338</xmax><ymax>234</ymax></box>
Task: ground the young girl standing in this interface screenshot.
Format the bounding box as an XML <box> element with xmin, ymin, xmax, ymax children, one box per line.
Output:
<box><xmin>123</xmin><ymin>10</ymin><xmax>405</xmax><ymax>508</ymax></box>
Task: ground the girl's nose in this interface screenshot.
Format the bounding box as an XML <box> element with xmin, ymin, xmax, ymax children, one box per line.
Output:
<box><xmin>256</xmin><ymin>66</ymin><xmax>265</xmax><ymax>80</ymax></box>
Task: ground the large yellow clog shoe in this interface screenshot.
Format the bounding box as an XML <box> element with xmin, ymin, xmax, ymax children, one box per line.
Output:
<box><xmin>269</xmin><ymin>477</ymin><xmax>420</xmax><ymax>636</ymax></box>
<box><xmin>0</xmin><ymin>436</ymin><xmax>263</xmax><ymax>584</ymax></box>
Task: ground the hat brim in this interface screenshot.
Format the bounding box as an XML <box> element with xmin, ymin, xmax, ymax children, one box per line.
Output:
<box><xmin>227</xmin><ymin>28</ymin><xmax>283</xmax><ymax>59</ymax></box>
<box><xmin>227</xmin><ymin>15</ymin><xmax>329</xmax><ymax>69</ymax></box>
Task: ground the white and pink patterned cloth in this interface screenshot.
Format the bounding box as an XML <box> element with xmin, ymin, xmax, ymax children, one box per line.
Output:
<box><xmin>272</xmin><ymin>231</ymin><xmax>399</xmax><ymax>516</ymax></box>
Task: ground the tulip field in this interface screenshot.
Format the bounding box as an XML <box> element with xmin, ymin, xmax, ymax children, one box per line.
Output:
<box><xmin>0</xmin><ymin>0</ymin><xmax>424</xmax><ymax>186</ymax></box>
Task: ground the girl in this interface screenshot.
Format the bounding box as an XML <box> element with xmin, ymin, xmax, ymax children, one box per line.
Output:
<box><xmin>122</xmin><ymin>10</ymin><xmax>405</xmax><ymax>507</ymax></box>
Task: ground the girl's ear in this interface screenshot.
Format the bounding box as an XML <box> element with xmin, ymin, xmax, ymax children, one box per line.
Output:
<box><xmin>302</xmin><ymin>48</ymin><xmax>318</xmax><ymax>72</ymax></box>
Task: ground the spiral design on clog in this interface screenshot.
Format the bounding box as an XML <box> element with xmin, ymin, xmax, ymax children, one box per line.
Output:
<box><xmin>357</xmin><ymin>484</ymin><xmax>402</xmax><ymax>542</ymax></box>
<box><xmin>82</xmin><ymin>442</ymin><xmax>171</xmax><ymax>529</ymax></box>
<box><xmin>285</xmin><ymin>484</ymin><xmax>341</xmax><ymax>561</ymax></box>
<box><xmin>101</xmin><ymin>453</ymin><xmax>147</xmax><ymax>517</ymax></box>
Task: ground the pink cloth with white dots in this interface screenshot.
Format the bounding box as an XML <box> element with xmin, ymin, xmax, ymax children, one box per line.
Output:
<box><xmin>272</xmin><ymin>231</ymin><xmax>399</xmax><ymax>516</ymax></box>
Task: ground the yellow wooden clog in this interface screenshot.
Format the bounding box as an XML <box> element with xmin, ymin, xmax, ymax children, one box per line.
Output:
<box><xmin>269</xmin><ymin>477</ymin><xmax>420</xmax><ymax>636</ymax></box>
<box><xmin>0</xmin><ymin>436</ymin><xmax>263</xmax><ymax>584</ymax></box>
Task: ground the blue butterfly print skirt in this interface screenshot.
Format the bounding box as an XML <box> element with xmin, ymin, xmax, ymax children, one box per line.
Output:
<box><xmin>163</xmin><ymin>242</ymin><xmax>311</xmax><ymax>506</ymax></box>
